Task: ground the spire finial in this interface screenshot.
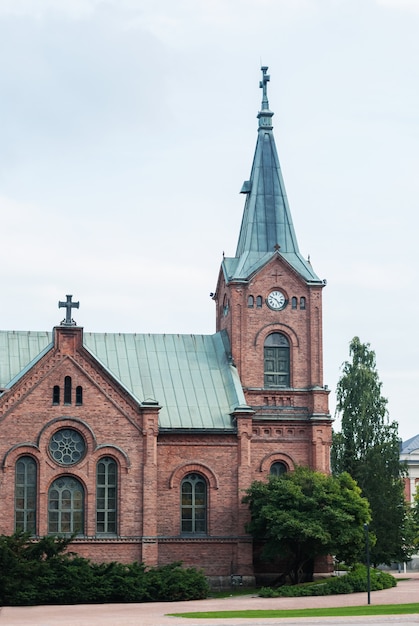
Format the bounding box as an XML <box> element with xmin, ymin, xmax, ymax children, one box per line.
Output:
<box><xmin>259</xmin><ymin>66</ymin><xmax>270</xmax><ymax>110</ymax></box>
<box><xmin>257</xmin><ymin>65</ymin><xmax>274</xmax><ymax>130</ymax></box>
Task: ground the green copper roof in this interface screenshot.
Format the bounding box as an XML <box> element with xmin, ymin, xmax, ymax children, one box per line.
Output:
<box><xmin>0</xmin><ymin>331</ymin><xmax>53</xmax><ymax>389</ymax></box>
<box><xmin>223</xmin><ymin>67</ymin><xmax>321</xmax><ymax>284</ymax></box>
<box><xmin>0</xmin><ymin>330</ymin><xmax>245</xmax><ymax>431</ymax></box>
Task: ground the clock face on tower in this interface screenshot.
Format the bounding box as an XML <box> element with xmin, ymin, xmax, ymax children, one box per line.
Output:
<box><xmin>267</xmin><ymin>290</ymin><xmax>286</xmax><ymax>310</ymax></box>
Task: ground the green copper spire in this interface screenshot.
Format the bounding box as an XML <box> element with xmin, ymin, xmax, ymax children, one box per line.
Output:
<box><xmin>223</xmin><ymin>67</ymin><xmax>321</xmax><ymax>284</ymax></box>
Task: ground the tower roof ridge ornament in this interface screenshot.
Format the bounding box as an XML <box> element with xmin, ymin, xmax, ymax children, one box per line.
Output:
<box><xmin>58</xmin><ymin>294</ymin><xmax>79</xmax><ymax>326</ymax></box>
<box><xmin>258</xmin><ymin>65</ymin><xmax>274</xmax><ymax>129</ymax></box>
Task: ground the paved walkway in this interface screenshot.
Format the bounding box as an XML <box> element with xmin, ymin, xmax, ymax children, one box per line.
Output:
<box><xmin>0</xmin><ymin>572</ymin><xmax>418</xmax><ymax>626</ymax></box>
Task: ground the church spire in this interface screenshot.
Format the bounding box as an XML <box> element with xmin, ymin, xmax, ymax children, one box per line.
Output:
<box><xmin>224</xmin><ymin>67</ymin><xmax>321</xmax><ymax>284</ymax></box>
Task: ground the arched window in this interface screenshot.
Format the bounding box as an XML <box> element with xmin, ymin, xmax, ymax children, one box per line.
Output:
<box><xmin>247</xmin><ymin>295</ymin><xmax>254</xmax><ymax>308</ymax></box>
<box><xmin>291</xmin><ymin>297</ymin><xmax>297</xmax><ymax>310</ymax></box>
<box><xmin>264</xmin><ymin>333</ymin><xmax>290</xmax><ymax>388</ymax></box>
<box><xmin>75</xmin><ymin>386</ymin><xmax>83</xmax><ymax>406</ymax></box>
<box><xmin>15</xmin><ymin>457</ymin><xmax>37</xmax><ymax>534</ymax></box>
<box><xmin>181</xmin><ymin>473</ymin><xmax>207</xmax><ymax>534</ymax></box>
<box><xmin>48</xmin><ymin>476</ymin><xmax>84</xmax><ymax>535</ymax></box>
<box><xmin>64</xmin><ymin>376</ymin><xmax>72</xmax><ymax>404</ymax></box>
<box><xmin>96</xmin><ymin>457</ymin><xmax>117</xmax><ymax>535</ymax></box>
<box><xmin>256</xmin><ymin>296</ymin><xmax>263</xmax><ymax>308</ymax></box>
<box><xmin>270</xmin><ymin>461</ymin><xmax>288</xmax><ymax>476</ymax></box>
<box><xmin>52</xmin><ymin>385</ymin><xmax>60</xmax><ymax>405</ymax></box>
<box><xmin>300</xmin><ymin>297</ymin><xmax>306</xmax><ymax>310</ymax></box>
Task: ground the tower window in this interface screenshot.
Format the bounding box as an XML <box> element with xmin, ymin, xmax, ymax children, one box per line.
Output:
<box><xmin>264</xmin><ymin>333</ymin><xmax>290</xmax><ymax>388</ymax></box>
<box><xmin>64</xmin><ymin>376</ymin><xmax>72</xmax><ymax>404</ymax></box>
<box><xmin>181</xmin><ymin>473</ymin><xmax>207</xmax><ymax>534</ymax></box>
<box><xmin>300</xmin><ymin>297</ymin><xmax>306</xmax><ymax>310</ymax></box>
<box><xmin>247</xmin><ymin>295</ymin><xmax>254</xmax><ymax>308</ymax></box>
<box><xmin>270</xmin><ymin>461</ymin><xmax>288</xmax><ymax>476</ymax></box>
<box><xmin>291</xmin><ymin>297</ymin><xmax>297</xmax><ymax>309</ymax></box>
<box><xmin>256</xmin><ymin>296</ymin><xmax>263</xmax><ymax>308</ymax></box>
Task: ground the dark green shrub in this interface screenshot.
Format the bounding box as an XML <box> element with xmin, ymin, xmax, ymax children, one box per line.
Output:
<box><xmin>259</xmin><ymin>565</ymin><xmax>397</xmax><ymax>598</ymax></box>
<box><xmin>144</xmin><ymin>562</ymin><xmax>209</xmax><ymax>602</ymax></box>
<box><xmin>0</xmin><ymin>532</ymin><xmax>209</xmax><ymax>606</ymax></box>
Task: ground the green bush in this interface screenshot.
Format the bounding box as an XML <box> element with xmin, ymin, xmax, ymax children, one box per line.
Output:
<box><xmin>0</xmin><ymin>532</ymin><xmax>209</xmax><ymax>606</ymax></box>
<box><xmin>259</xmin><ymin>564</ymin><xmax>397</xmax><ymax>598</ymax></box>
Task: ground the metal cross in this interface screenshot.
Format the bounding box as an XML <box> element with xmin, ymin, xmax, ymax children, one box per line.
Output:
<box><xmin>58</xmin><ymin>294</ymin><xmax>79</xmax><ymax>326</ymax></box>
<box><xmin>259</xmin><ymin>66</ymin><xmax>270</xmax><ymax>109</ymax></box>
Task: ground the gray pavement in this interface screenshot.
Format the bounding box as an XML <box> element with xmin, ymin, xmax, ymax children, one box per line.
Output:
<box><xmin>0</xmin><ymin>571</ymin><xmax>418</xmax><ymax>626</ymax></box>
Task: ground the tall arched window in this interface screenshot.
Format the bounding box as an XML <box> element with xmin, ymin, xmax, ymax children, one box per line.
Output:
<box><xmin>15</xmin><ymin>457</ymin><xmax>37</xmax><ymax>534</ymax></box>
<box><xmin>181</xmin><ymin>473</ymin><xmax>207</xmax><ymax>534</ymax></box>
<box><xmin>264</xmin><ymin>333</ymin><xmax>290</xmax><ymax>388</ymax></box>
<box><xmin>64</xmin><ymin>376</ymin><xmax>72</xmax><ymax>404</ymax></box>
<box><xmin>48</xmin><ymin>476</ymin><xmax>84</xmax><ymax>535</ymax></box>
<box><xmin>96</xmin><ymin>457</ymin><xmax>117</xmax><ymax>535</ymax></box>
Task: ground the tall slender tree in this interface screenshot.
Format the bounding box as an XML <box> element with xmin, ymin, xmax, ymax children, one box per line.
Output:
<box><xmin>331</xmin><ymin>337</ymin><xmax>411</xmax><ymax>566</ymax></box>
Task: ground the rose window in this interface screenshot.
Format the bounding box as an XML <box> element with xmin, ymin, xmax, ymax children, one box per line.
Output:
<box><xmin>49</xmin><ymin>429</ymin><xmax>86</xmax><ymax>465</ymax></box>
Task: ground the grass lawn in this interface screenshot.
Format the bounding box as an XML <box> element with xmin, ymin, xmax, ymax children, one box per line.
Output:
<box><xmin>169</xmin><ymin>603</ymin><xmax>419</xmax><ymax>619</ymax></box>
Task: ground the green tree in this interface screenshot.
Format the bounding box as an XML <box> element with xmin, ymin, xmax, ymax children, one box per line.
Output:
<box><xmin>243</xmin><ymin>466</ymin><xmax>371</xmax><ymax>584</ymax></box>
<box><xmin>410</xmin><ymin>485</ymin><xmax>419</xmax><ymax>553</ymax></box>
<box><xmin>331</xmin><ymin>336</ymin><xmax>411</xmax><ymax>566</ymax></box>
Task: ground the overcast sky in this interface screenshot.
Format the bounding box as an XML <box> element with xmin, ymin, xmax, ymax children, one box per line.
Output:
<box><xmin>1</xmin><ymin>0</ymin><xmax>418</xmax><ymax>441</ymax></box>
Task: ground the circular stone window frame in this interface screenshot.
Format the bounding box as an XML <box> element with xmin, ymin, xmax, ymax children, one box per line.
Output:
<box><xmin>48</xmin><ymin>427</ymin><xmax>87</xmax><ymax>466</ymax></box>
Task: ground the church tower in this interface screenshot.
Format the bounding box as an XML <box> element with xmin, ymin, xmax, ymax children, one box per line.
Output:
<box><xmin>215</xmin><ymin>67</ymin><xmax>330</xmax><ymax>472</ymax></box>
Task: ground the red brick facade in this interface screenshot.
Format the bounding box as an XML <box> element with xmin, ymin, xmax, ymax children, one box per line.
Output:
<box><xmin>0</xmin><ymin>250</ymin><xmax>331</xmax><ymax>583</ymax></box>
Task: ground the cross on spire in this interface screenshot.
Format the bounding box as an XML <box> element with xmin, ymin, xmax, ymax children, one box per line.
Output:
<box><xmin>259</xmin><ymin>66</ymin><xmax>270</xmax><ymax>110</ymax></box>
<box><xmin>58</xmin><ymin>294</ymin><xmax>79</xmax><ymax>326</ymax></box>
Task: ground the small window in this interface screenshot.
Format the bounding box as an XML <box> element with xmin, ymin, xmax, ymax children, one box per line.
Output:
<box><xmin>64</xmin><ymin>376</ymin><xmax>72</xmax><ymax>404</ymax></box>
<box><xmin>256</xmin><ymin>296</ymin><xmax>263</xmax><ymax>308</ymax></box>
<box><xmin>181</xmin><ymin>473</ymin><xmax>207</xmax><ymax>534</ymax></box>
<box><xmin>300</xmin><ymin>297</ymin><xmax>306</xmax><ymax>310</ymax></box>
<box><xmin>52</xmin><ymin>385</ymin><xmax>60</xmax><ymax>405</ymax></box>
<box><xmin>247</xmin><ymin>295</ymin><xmax>254</xmax><ymax>308</ymax></box>
<box><xmin>15</xmin><ymin>457</ymin><xmax>37</xmax><ymax>534</ymax></box>
<box><xmin>75</xmin><ymin>386</ymin><xmax>83</xmax><ymax>406</ymax></box>
<box><xmin>291</xmin><ymin>297</ymin><xmax>297</xmax><ymax>310</ymax></box>
<box><xmin>270</xmin><ymin>461</ymin><xmax>287</xmax><ymax>476</ymax></box>
<box><xmin>222</xmin><ymin>294</ymin><xmax>229</xmax><ymax>317</ymax></box>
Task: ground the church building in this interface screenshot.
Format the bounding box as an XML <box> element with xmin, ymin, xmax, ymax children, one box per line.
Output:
<box><xmin>0</xmin><ymin>68</ymin><xmax>331</xmax><ymax>585</ymax></box>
